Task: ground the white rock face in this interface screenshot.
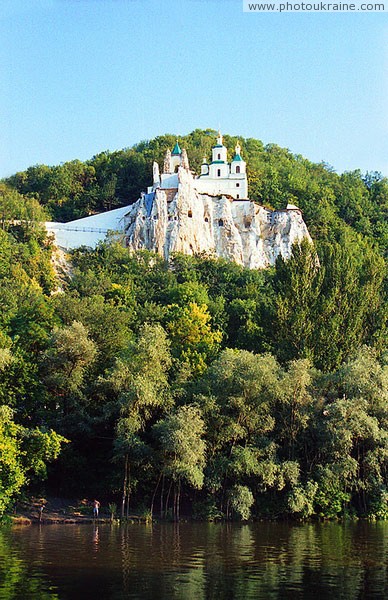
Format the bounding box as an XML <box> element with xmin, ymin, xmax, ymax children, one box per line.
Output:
<box><xmin>123</xmin><ymin>167</ymin><xmax>312</xmax><ymax>269</ymax></box>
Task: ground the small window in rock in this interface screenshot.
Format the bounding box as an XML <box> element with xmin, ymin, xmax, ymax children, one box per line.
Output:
<box><xmin>188</xmin><ymin>210</ymin><xmax>193</xmax><ymax>218</ymax></box>
<box><xmin>218</xmin><ymin>219</ymin><xmax>224</xmax><ymax>227</ymax></box>
<box><xmin>153</xmin><ymin>215</ymin><xmax>158</xmax><ymax>220</ymax></box>
<box><xmin>204</xmin><ymin>217</ymin><xmax>209</xmax><ymax>223</ymax></box>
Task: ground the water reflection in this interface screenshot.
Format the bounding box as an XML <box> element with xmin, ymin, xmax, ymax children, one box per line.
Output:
<box><xmin>0</xmin><ymin>529</ymin><xmax>59</xmax><ymax>599</ymax></box>
<box><xmin>92</xmin><ymin>525</ymin><xmax>99</xmax><ymax>553</ymax></box>
<box><xmin>0</xmin><ymin>522</ymin><xmax>387</xmax><ymax>599</ymax></box>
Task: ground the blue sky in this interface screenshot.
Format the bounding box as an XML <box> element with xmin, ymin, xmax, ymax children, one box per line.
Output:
<box><xmin>1</xmin><ymin>0</ymin><xmax>387</xmax><ymax>178</ymax></box>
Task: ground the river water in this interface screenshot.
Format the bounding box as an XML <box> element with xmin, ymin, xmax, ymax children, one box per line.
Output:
<box><xmin>0</xmin><ymin>521</ymin><xmax>387</xmax><ymax>599</ymax></box>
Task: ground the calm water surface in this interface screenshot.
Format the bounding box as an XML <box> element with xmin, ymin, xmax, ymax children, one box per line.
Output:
<box><xmin>0</xmin><ymin>522</ymin><xmax>387</xmax><ymax>599</ymax></box>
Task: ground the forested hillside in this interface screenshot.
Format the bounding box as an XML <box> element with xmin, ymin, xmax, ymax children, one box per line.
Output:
<box><xmin>0</xmin><ymin>130</ymin><xmax>387</xmax><ymax>520</ymax></box>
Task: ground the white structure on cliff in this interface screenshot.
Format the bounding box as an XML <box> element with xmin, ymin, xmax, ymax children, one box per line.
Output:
<box><xmin>46</xmin><ymin>132</ymin><xmax>312</xmax><ymax>269</ymax></box>
<box><xmin>148</xmin><ymin>133</ymin><xmax>248</xmax><ymax>200</ymax></box>
<box><xmin>122</xmin><ymin>133</ymin><xmax>311</xmax><ymax>269</ymax></box>
<box><xmin>196</xmin><ymin>132</ymin><xmax>248</xmax><ymax>199</ymax></box>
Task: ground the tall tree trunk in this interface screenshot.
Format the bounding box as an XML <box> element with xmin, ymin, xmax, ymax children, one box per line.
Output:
<box><xmin>160</xmin><ymin>474</ymin><xmax>165</xmax><ymax>518</ymax></box>
<box><xmin>177</xmin><ymin>479</ymin><xmax>181</xmax><ymax>522</ymax></box>
<box><xmin>125</xmin><ymin>462</ymin><xmax>131</xmax><ymax>518</ymax></box>
<box><xmin>150</xmin><ymin>472</ymin><xmax>162</xmax><ymax>517</ymax></box>
<box><xmin>174</xmin><ymin>482</ymin><xmax>178</xmax><ymax>521</ymax></box>
<box><xmin>165</xmin><ymin>479</ymin><xmax>173</xmax><ymax>520</ymax></box>
<box><xmin>121</xmin><ymin>454</ymin><xmax>128</xmax><ymax>518</ymax></box>
<box><xmin>220</xmin><ymin>437</ymin><xmax>238</xmax><ymax>517</ymax></box>
<box><xmin>226</xmin><ymin>499</ymin><xmax>230</xmax><ymax>521</ymax></box>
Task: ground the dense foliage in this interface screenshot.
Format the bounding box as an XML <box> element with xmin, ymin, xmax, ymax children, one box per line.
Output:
<box><xmin>0</xmin><ymin>131</ymin><xmax>387</xmax><ymax>520</ymax></box>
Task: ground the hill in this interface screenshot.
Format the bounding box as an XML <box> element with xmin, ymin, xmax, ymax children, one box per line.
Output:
<box><xmin>0</xmin><ymin>130</ymin><xmax>386</xmax><ymax>521</ymax></box>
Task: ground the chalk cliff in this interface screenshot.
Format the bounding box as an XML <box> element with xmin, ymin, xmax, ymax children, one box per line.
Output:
<box><xmin>123</xmin><ymin>166</ymin><xmax>311</xmax><ymax>269</ymax></box>
<box><xmin>46</xmin><ymin>133</ymin><xmax>312</xmax><ymax>269</ymax></box>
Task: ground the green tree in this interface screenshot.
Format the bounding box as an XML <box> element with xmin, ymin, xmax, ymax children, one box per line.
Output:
<box><xmin>227</xmin><ymin>484</ymin><xmax>254</xmax><ymax>520</ymax></box>
<box><xmin>166</xmin><ymin>302</ymin><xmax>222</xmax><ymax>376</ymax></box>
<box><xmin>152</xmin><ymin>404</ymin><xmax>206</xmax><ymax>520</ymax></box>
<box><xmin>112</xmin><ymin>324</ymin><xmax>173</xmax><ymax>516</ymax></box>
<box><xmin>42</xmin><ymin>321</ymin><xmax>97</xmax><ymax>421</ymax></box>
<box><xmin>196</xmin><ymin>349</ymin><xmax>280</xmax><ymax>516</ymax></box>
<box><xmin>311</xmin><ymin>347</ymin><xmax>388</xmax><ymax>518</ymax></box>
<box><xmin>275</xmin><ymin>359</ymin><xmax>314</xmax><ymax>461</ymax></box>
<box><xmin>272</xmin><ymin>239</ymin><xmax>322</xmax><ymax>364</ymax></box>
<box><xmin>0</xmin><ymin>405</ymin><xmax>66</xmax><ymax>516</ymax></box>
<box><xmin>272</xmin><ymin>236</ymin><xmax>386</xmax><ymax>370</ymax></box>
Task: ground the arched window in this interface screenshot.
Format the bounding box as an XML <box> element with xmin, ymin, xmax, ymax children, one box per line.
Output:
<box><xmin>236</xmin><ymin>183</ymin><xmax>240</xmax><ymax>187</ymax></box>
<box><xmin>236</xmin><ymin>194</ymin><xmax>240</xmax><ymax>199</ymax></box>
<box><xmin>236</xmin><ymin>166</ymin><xmax>240</xmax><ymax>174</ymax></box>
<box><xmin>217</xmin><ymin>169</ymin><xmax>221</xmax><ymax>177</ymax></box>
<box><xmin>217</xmin><ymin>153</ymin><xmax>221</xmax><ymax>160</ymax></box>
<box><xmin>218</xmin><ymin>219</ymin><xmax>224</xmax><ymax>227</ymax></box>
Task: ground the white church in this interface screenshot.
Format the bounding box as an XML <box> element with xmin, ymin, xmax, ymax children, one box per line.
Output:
<box><xmin>147</xmin><ymin>132</ymin><xmax>248</xmax><ymax>200</ymax></box>
<box><xmin>197</xmin><ymin>133</ymin><xmax>248</xmax><ymax>199</ymax></box>
<box><xmin>150</xmin><ymin>132</ymin><xmax>248</xmax><ymax>200</ymax></box>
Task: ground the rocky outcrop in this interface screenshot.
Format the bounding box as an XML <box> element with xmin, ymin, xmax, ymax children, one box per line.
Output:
<box><xmin>123</xmin><ymin>166</ymin><xmax>312</xmax><ymax>269</ymax></box>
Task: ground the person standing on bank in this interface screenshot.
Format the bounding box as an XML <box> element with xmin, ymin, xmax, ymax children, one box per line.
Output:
<box><xmin>93</xmin><ymin>499</ymin><xmax>100</xmax><ymax>519</ymax></box>
<box><xmin>38</xmin><ymin>503</ymin><xmax>45</xmax><ymax>523</ymax></box>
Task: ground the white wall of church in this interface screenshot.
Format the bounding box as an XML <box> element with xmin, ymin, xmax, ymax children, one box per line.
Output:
<box><xmin>212</xmin><ymin>146</ymin><xmax>228</xmax><ymax>163</ymax></box>
<box><xmin>208</xmin><ymin>162</ymin><xmax>229</xmax><ymax>179</ymax></box>
<box><xmin>230</xmin><ymin>161</ymin><xmax>246</xmax><ymax>175</ymax></box>
<box><xmin>170</xmin><ymin>155</ymin><xmax>181</xmax><ymax>172</ymax></box>
<box><xmin>194</xmin><ymin>177</ymin><xmax>247</xmax><ymax>199</ymax></box>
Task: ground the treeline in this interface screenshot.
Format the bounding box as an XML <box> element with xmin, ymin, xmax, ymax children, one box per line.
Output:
<box><xmin>0</xmin><ymin>207</ymin><xmax>386</xmax><ymax>518</ymax></box>
<box><xmin>0</xmin><ymin>133</ymin><xmax>387</xmax><ymax>520</ymax></box>
<box><xmin>3</xmin><ymin>129</ymin><xmax>388</xmax><ymax>256</ymax></box>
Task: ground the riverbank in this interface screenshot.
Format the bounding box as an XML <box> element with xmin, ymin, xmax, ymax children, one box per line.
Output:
<box><xmin>9</xmin><ymin>497</ymin><xmax>146</xmax><ymax>525</ymax></box>
<box><xmin>8</xmin><ymin>497</ymin><xmax>386</xmax><ymax>526</ymax></box>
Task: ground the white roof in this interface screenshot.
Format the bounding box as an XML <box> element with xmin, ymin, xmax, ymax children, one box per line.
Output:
<box><xmin>45</xmin><ymin>204</ymin><xmax>132</xmax><ymax>249</ymax></box>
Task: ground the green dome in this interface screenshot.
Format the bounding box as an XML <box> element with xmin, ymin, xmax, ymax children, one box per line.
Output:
<box><xmin>172</xmin><ymin>142</ymin><xmax>182</xmax><ymax>155</ymax></box>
